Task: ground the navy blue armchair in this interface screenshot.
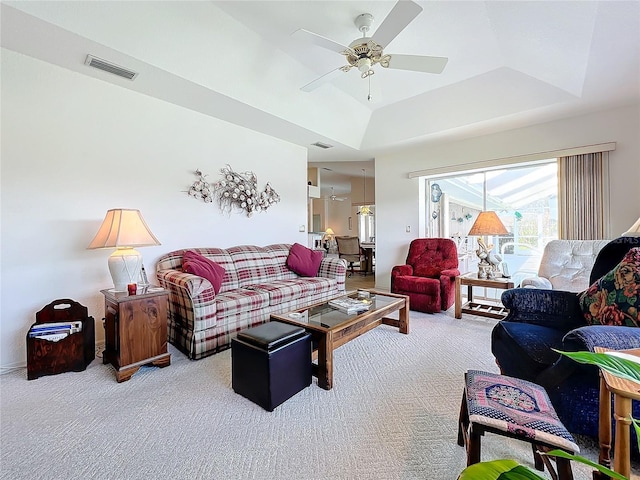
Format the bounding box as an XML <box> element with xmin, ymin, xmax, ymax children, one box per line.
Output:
<box><xmin>491</xmin><ymin>236</ymin><xmax>640</xmax><ymax>438</ymax></box>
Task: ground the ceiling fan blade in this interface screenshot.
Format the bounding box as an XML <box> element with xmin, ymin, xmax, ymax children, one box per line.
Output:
<box><xmin>385</xmin><ymin>54</ymin><xmax>448</xmax><ymax>74</ymax></box>
<box><xmin>371</xmin><ymin>0</ymin><xmax>423</xmax><ymax>48</ymax></box>
<box><xmin>292</xmin><ymin>28</ymin><xmax>350</xmax><ymax>54</ymax></box>
<box><xmin>300</xmin><ymin>67</ymin><xmax>345</xmax><ymax>92</ymax></box>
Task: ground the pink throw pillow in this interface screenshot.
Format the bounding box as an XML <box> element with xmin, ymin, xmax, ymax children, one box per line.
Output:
<box><xmin>286</xmin><ymin>243</ymin><xmax>323</xmax><ymax>277</ymax></box>
<box><xmin>182</xmin><ymin>250</ymin><xmax>226</xmax><ymax>294</ymax></box>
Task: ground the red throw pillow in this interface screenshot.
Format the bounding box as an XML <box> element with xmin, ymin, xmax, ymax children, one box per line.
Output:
<box><xmin>286</xmin><ymin>243</ymin><xmax>323</xmax><ymax>277</ymax></box>
<box><xmin>182</xmin><ymin>250</ymin><xmax>226</xmax><ymax>294</ymax></box>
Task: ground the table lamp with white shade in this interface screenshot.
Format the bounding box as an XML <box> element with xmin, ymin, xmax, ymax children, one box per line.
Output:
<box><xmin>323</xmin><ymin>227</ymin><xmax>335</xmax><ymax>252</ymax></box>
<box><xmin>87</xmin><ymin>209</ymin><xmax>160</xmax><ymax>291</ymax></box>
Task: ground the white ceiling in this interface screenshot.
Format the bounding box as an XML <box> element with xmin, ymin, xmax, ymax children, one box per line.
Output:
<box><xmin>2</xmin><ymin>0</ymin><xmax>639</xmax><ymax>190</ymax></box>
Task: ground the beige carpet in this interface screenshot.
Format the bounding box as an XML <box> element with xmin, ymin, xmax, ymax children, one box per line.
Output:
<box><xmin>1</xmin><ymin>309</ymin><xmax>636</xmax><ymax>480</ymax></box>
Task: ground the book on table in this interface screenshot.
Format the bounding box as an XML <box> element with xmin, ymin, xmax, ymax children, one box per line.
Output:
<box><xmin>328</xmin><ymin>297</ymin><xmax>372</xmax><ymax>314</ymax></box>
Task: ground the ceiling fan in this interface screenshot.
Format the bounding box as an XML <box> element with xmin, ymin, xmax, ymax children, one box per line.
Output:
<box><xmin>293</xmin><ymin>0</ymin><xmax>448</xmax><ymax>93</ymax></box>
<box><xmin>328</xmin><ymin>187</ymin><xmax>346</xmax><ymax>202</ymax></box>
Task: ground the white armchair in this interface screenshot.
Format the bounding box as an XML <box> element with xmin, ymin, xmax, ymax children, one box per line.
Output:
<box><xmin>520</xmin><ymin>239</ymin><xmax>610</xmax><ymax>292</ymax></box>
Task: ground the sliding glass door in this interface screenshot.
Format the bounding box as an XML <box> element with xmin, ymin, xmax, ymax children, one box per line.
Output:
<box><xmin>425</xmin><ymin>160</ymin><xmax>558</xmax><ymax>281</ymax></box>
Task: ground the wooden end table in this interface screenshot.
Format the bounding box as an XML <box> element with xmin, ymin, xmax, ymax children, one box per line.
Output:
<box><xmin>101</xmin><ymin>287</ymin><xmax>171</xmax><ymax>382</ymax></box>
<box><xmin>455</xmin><ymin>273</ymin><xmax>514</xmax><ymax>319</ymax></box>
<box><xmin>593</xmin><ymin>347</ymin><xmax>640</xmax><ymax>480</ymax></box>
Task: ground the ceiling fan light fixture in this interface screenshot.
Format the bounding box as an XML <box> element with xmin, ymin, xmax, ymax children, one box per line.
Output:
<box><xmin>358</xmin><ymin>205</ymin><xmax>373</xmax><ymax>216</ymax></box>
<box><xmin>357</xmin><ymin>168</ymin><xmax>373</xmax><ymax>214</ymax></box>
<box><xmin>356</xmin><ymin>57</ymin><xmax>372</xmax><ymax>73</ymax></box>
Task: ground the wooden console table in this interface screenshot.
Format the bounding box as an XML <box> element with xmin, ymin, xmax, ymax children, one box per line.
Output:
<box><xmin>594</xmin><ymin>347</ymin><xmax>640</xmax><ymax>480</ymax></box>
<box><xmin>455</xmin><ymin>273</ymin><xmax>514</xmax><ymax>319</ymax></box>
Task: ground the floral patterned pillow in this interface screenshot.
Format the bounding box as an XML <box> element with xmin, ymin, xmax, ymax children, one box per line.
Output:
<box><xmin>579</xmin><ymin>247</ymin><xmax>640</xmax><ymax>327</ymax></box>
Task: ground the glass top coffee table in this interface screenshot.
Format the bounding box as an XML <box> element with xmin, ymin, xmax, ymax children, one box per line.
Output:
<box><xmin>270</xmin><ymin>289</ymin><xmax>410</xmax><ymax>390</ymax></box>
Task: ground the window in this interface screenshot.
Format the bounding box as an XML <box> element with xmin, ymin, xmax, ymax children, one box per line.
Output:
<box><xmin>425</xmin><ymin>160</ymin><xmax>558</xmax><ymax>280</ymax></box>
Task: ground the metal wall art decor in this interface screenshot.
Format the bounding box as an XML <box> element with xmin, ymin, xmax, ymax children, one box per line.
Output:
<box><xmin>187</xmin><ymin>166</ymin><xmax>280</xmax><ymax>217</ymax></box>
<box><xmin>187</xmin><ymin>169</ymin><xmax>214</xmax><ymax>203</ymax></box>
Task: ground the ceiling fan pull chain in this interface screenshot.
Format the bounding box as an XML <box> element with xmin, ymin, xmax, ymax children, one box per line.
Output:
<box><xmin>368</xmin><ymin>75</ymin><xmax>372</xmax><ymax>102</ymax></box>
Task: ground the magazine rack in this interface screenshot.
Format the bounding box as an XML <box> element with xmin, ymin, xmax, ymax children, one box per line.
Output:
<box><xmin>26</xmin><ymin>299</ymin><xmax>95</xmax><ymax>380</ymax></box>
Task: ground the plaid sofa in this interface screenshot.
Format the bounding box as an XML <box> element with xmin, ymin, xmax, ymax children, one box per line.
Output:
<box><xmin>156</xmin><ymin>244</ymin><xmax>347</xmax><ymax>360</ymax></box>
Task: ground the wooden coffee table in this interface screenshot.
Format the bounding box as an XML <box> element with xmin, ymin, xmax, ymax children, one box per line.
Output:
<box><xmin>271</xmin><ymin>289</ymin><xmax>409</xmax><ymax>390</ymax></box>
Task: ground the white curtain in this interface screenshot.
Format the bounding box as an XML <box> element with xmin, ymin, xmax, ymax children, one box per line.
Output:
<box><xmin>558</xmin><ymin>152</ymin><xmax>609</xmax><ymax>240</ymax></box>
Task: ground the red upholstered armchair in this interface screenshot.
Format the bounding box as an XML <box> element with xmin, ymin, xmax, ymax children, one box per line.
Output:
<box><xmin>391</xmin><ymin>238</ymin><xmax>460</xmax><ymax>313</ymax></box>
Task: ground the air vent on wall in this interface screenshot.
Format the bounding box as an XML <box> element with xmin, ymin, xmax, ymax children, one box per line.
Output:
<box><xmin>311</xmin><ymin>141</ymin><xmax>333</xmax><ymax>149</ymax></box>
<box><xmin>85</xmin><ymin>55</ymin><xmax>138</xmax><ymax>80</ymax></box>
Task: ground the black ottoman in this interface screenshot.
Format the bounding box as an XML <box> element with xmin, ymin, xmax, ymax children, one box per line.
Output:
<box><xmin>232</xmin><ymin>321</ymin><xmax>312</xmax><ymax>411</ymax></box>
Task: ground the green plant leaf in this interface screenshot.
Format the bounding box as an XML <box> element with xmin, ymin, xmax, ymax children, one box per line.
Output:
<box><xmin>544</xmin><ymin>450</ymin><xmax>628</xmax><ymax>480</ymax></box>
<box><xmin>554</xmin><ymin>350</ymin><xmax>640</xmax><ymax>384</ymax></box>
<box><xmin>633</xmin><ymin>417</ymin><xmax>640</xmax><ymax>453</ymax></box>
<box><xmin>457</xmin><ymin>460</ymin><xmax>546</xmax><ymax>480</ymax></box>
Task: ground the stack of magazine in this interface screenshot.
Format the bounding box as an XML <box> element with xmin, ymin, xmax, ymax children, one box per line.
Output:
<box><xmin>328</xmin><ymin>297</ymin><xmax>372</xmax><ymax>314</ymax></box>
<box><xmin>28</xmin><ymin>321</ymin><xmax>82</xmax><ymax>342</ymax></box>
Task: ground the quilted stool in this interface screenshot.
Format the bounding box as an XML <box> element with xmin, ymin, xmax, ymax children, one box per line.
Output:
<box><xmin>457</xmin><ymin>370</ymin><xmax>579</xmax><ymax>479</ymax></box>
<box><xmin>232</xmin><ymin>321</ymin><xmax>311</xmax><ymax>412</ymax></box>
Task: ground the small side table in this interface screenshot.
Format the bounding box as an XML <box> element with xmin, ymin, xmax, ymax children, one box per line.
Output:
<box><xmin>594</xmin><ymin>347</ymin><xmax>640</xmax><ymax>480</ymax></box>
<box><xmin>455</xmin><ymin>273</ymin><xmax>514</xmax><ymax>319</ymax></box>
<box><xmin>101</xmin><ymin>287</ymin><xmax>171</xmax><ymax>382</ymax></box>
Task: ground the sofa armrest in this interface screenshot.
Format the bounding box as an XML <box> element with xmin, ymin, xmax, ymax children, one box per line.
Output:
<box><xmin>391</xmin><ymin>265</ymin><xmax>413</xmax><ymax>278</ymax></box>
<box><xmin>440</xmin><ymin>268</ymin><xmax>460</xmax><ymax>279</ymax></box>
<box><xmin>157</xmin><ymin>269</ymin><xmax>215</xmax><ymax>298</ymax></box>
<box><xmin>156</xmin><ymin>269</ymin><xmax>218</xmax><ymax>330</ymax></box>
<box><xmin>521</xmin><ymin>276</ymin><xmax>553</xmax><ymax>289</ymax></box>
<box><xmin>500</xmin><ymin>288</ymin><xmax>585</xmax><ymax>331</ymax></box>
<box><xmin>536</xmin><ymin>325</ymin><xmax>640</xmax><ymax>389</ymax></box>
<box><xmin>317</xmin><ymin>256</ymin><xmax>347</xmax><ymax>288</ymax></box>
<box><xmin>563</xmin><ymin>325</ymin><xmax>640</xmax><ymax>352</ymax></box>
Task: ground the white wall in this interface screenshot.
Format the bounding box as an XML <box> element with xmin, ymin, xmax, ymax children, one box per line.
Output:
<box><xmin>374</xmin><ymin>104</ymin><xmax>640</xmax><ymax>289</ymax></box>
<box><xmin>0</xmin><ymin>50</ymin><xmax>309</xmax><ymax>368</ymax></box>
<box><xmin>326</xmin><ymin>199</ymin><xmax>356</xmax><ymax>237</ymax></box>
<box><xmin>4</xmin><ymin>49</ymin><xmax>638</xmax><ymax>368</ymax></box>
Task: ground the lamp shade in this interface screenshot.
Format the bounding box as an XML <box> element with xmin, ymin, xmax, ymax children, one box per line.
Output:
<box><xmin>623</xmin><ymin>216</ymin><xmax>640</xmax><ymax>236</ymax></box>
<box><xmin>324</xmin><ymin>228</ymin><xmax>335</xmax><ymax>237</ymax></box>
<box><xmin>88</xmin><ymin>209</ymin><xmax>160</xmax><ymax>249</ymax></box>
<box><xmin>88</xmin><ymin>209</ymin><xmax>160</xmax><ymax>291</ymax></box>
<box><xmin>468</xmin><ymin>211</ymin><xmax>509</xmax><ymax>236</ymax></box>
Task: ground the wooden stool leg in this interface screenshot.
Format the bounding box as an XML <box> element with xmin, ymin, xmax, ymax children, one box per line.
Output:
<box><xmin>467</xmin><ymin>424</ymin><xmax>482</xmax><ymax>465</ymax></box>
<box><xmin>556</xmin><ymin>457</ymin><xmax>573</xmax><ymax>480</ymax></box>
<box><xmin>535</xmin><ymin>444</ymin><xmax>574</xmax><ymax>480</ymax></box>
<box><xmin>458</xmin><ymin>385</ymin><xmax>482</xmax><ymax>466</ymax></box>
<box><xmin>457</xmin><ymin>390</ymin><xmax>468</xmax><ymax>447</ymax></box>
<box><xmin>532</xmin><ymin>444</ymin><xmax>545</xmax><ymax>471</ymax></box>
